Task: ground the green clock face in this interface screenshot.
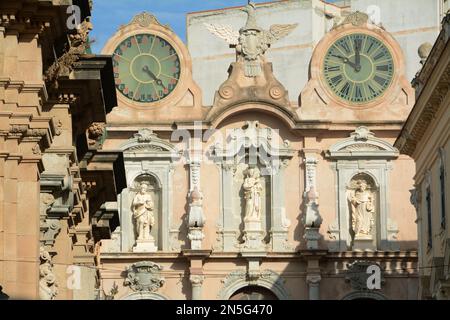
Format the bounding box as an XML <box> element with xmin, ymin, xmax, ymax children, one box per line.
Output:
<box><xmin>112</xmin><ymin>34</ymin><xmax>181</xmax><ymax>103</ymax></box>
<box><xmin>323</xmin><ymin>33</ymin><xmax>394</xmax><ymax>104</ymax></box>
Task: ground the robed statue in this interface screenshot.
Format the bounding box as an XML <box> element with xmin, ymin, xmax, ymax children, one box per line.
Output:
<box><xmin>243</xmin><ymin>167</ymin><xmax>263</xmax><ymax>222</ymax></box>
<box><xmin>348</xmin><ymin>180</ymin><xmax>375</xmax><ymax>238</ymax></box>
<box><xmin>132</xmin><ymin>183</ymin><xmax>155</xmax><ymax>240</ymax></box>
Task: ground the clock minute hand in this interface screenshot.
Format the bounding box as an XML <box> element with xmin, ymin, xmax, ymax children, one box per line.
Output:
<box><xmin>354</xmin><ymin>40</ymin><xmax>362</xmax><ymax>72</ymax></box>
<box><xmin>142</xmin><ymin>66</ymin><xmax>166</xmax><ymax>89</ymax></box>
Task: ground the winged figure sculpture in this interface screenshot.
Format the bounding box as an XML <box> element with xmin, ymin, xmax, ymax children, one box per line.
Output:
<box><xmin>204</xmin><ymin>1</ymin><xmax>298</xmax><ymax>77</ymax></box>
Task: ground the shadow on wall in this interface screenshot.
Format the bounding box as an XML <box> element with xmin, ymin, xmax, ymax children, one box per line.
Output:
<box><xmin>0</xmin><ymin>286</ymin><xmax>9</xmax><ymax>300</ymax></box>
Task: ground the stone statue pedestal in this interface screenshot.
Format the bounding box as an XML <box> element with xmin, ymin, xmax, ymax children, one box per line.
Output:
<box><xmin>304</xmin><ymin>227</ymin><xmax>321</xmax><ymax>250</ymax></box>
<box><xmin>133</xmin><ymin>237</ymin><xmax>157</xmax><ymax>253</ymax></box>
<box><xmin>353</xmin><ymin>236</ymin><xmax>376</xmax><ymax>251</ymax></box>
<box><xmin>242</xmin><ymin>220</ymin><xmax>265</xmax><ymax>251</ymax></box>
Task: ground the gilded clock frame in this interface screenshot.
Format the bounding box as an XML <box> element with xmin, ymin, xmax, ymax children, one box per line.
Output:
<box><xmin>102</xmin><ymin>17</ymin><xmax>192</xmax><ymax>110</ymax></box>
<box><xmin>311</xmin><ymin>23</ymin><xmax>406</xmax><ymax>110</ymax></box>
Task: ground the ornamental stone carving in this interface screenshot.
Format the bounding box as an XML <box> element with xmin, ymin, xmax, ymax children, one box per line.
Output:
<box><xmin>44</xmin><ymin>20</ymin><xmax>93</xmax><ymax>89</ymax></box>
<box><xmin>39</xmin><ymin>247</ymin><xmax>58</xmax><ymax>300</ymax></box>
<box><xmin>205</xmin><ymin>1</ymin><xmax>297</xmax><ymax>77</ymax></box>
<box><xmin>124</xmin><ymin>261</ymin><xmax>165</xmax><ymax>292</ymax></box>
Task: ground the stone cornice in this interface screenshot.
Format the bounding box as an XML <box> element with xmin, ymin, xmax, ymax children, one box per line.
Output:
<box><xmin>395</xmin><ymin>13</ymin><xmax>450</xmax><ymax>157</ymax></box>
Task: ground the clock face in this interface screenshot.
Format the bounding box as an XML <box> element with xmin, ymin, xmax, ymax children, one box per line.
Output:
<box><xmin>112</xmin><ymin>34</ymin><xmax>181</xmax><ymax>103</ymax></box>
<box><xmin>323</xmin><ymin>33</ymin><xmax>394</xmax><ymax>105</ymax></box>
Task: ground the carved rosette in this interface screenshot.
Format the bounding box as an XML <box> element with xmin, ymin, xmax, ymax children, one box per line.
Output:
<box><xmin>124</xmin><ymin>261</ymin><xmax>165</xmax><ymax>292</ymax></box>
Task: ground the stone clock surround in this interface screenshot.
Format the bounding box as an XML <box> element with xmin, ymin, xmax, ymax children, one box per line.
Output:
<box><xmin>299</xmin><ymin>12</ymin><xmax>415</xmax><ymax>121</ymax></box>
<box><xmin>101</xmin><ymin>12</ymin><xmax>203</xmax><ymax>124</ymax></box>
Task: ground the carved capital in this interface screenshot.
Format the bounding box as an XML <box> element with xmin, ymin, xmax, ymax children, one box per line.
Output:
<box><xmin>189</xmin><ymin>275</ymin><xmax>205</xmax><ymax>286</ymax></box>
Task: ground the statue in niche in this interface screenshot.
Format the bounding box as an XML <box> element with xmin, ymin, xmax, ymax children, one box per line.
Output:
<box><xmin>243</xmin><ymin>167</ymin><xmax>263</xmax><ymax>222</ymax></box>
<box><xmin>348</xmin><ymin>179</ymin><xmax>375</xmax><ymax>238</ymax></box>
<box><xmin>132</xmin><ymin>182</ymin><xmax>155</xmax><ymax>240</ymax></box>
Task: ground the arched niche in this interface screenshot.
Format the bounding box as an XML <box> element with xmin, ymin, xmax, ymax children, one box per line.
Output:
<box><xmin>347</xmin><ymin>173</ymin><xmax>379</xmax><ymax>251</ymax></box>
<box><xmin>326</xmin><ymin>127</ymin><xmax>400</xmax><ymax>252</ymax></box>
<box><xmin>211</xmin><ymin>121</ymin><xmax>295</xmax><ymax>252</ymax></box>
<box><xmin>114</xmin><ymin>129</ymin><xmax>180</xmax><ymax>252</ymax></box>
<box><xmin>341</xmin><ymin>291</ymin><xmax>388</xmax><ymax>300</ymax></box>
<box><xmin>130</xmin><ymin>174</ymin><xmax>162</xmax><ymax>249</ymax></box>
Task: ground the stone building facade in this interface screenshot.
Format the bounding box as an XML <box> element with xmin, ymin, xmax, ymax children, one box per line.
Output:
<box><xmin>0</xmin><ymin>0</ymin><xmax>445</xmax><ymax>301</ymax></box>
<box><xmin>97</xmin><ymin>0</ymin><xmax>442</xmax><ymax>300</ymax></box>
<box><xmin>395</xmin><ymin>11</ymin><xmax>450</xmax><ymax>300</ymax></box>
<box><xmin>0</xmin><ymin>0</ymin><xmax>125</xmax><ymax>300</ymax></box>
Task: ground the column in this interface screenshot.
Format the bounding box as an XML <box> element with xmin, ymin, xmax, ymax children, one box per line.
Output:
<box><xmin>190</xmin><ymin>275</ymin><xmax>205</xmax><ymax>300</ymax></box>
<box><xmin>306</xmin><ymin>274</ymin><xmax>321</xmax><ymax>300</ymax></box>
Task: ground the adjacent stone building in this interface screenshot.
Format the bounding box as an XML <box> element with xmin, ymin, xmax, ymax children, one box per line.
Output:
<box><xmin>0</xmin><ymin>0</ymin><xmax>125</xmax><ymax>299</ymax></box>
<box><xmin>395</xmin><ymin>11</ymin><xmax>450</xmax><ymax>300</ymax></box>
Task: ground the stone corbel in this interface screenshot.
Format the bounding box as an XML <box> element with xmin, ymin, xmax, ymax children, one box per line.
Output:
<box><xmin>302</xmin><ymin>156</ymin><xmax>323</xmax><ymax>250</ymax></box>
<box><xmin>40</xmin><ymin>173</ymin><xmax>74</xmax><ymax>247</ymax></box>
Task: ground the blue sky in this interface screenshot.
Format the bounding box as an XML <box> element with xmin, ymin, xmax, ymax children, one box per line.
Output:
<box><xmin>90</xmin><ymin>0</ymin><xmax>268</xmax><ymax>53</ymax></box>
<box><xmin>90</xmin><ymin>0</ymin><xmax>337</xmax><ymax>53</ymax></box>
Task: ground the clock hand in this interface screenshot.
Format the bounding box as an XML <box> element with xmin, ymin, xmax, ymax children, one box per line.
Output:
<box><xmin>142</xmin><ymin>66</ymin><xmax>166</xmax><ymax>89</ymax></box>
<box><xmin>354</xmin><ymin>40</ymin><xmax>361</xmax><ymax>72</ymax></box>
<box><xmin>331</xmin><ymin>54</ymin><xmax>359</xmax><ymax>71</ymax></box>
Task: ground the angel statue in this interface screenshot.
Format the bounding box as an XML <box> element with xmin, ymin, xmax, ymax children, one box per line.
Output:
<box><xmin>204</xmin><ymin>1</ymin><xmax>298</xmax><ymax>77</ymax></box>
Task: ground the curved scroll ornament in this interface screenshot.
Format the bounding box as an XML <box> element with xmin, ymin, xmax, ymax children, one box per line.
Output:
<box><xmin>124</xmin><ymin>261</ymin><xmax>165</xmax><ymax>292</ymax></box>
<box><xmin>39</xmin><ymin>247</ymin><xmax>58</xmax><ymax>300</ymax></box>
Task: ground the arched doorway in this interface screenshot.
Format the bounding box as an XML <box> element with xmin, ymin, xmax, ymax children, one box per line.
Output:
<box><xmin>229</xmin><ymin>286</ymin><xmax>278</xmax><ymax>300</ymax></box>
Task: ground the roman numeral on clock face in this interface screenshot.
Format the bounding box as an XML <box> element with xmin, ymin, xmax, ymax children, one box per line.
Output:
<box><xmin>374</xmin><ymin>75</ymin><xmax>387</xmax><ymax>87</ymax></box>
<box><xmin>330</xmin><ymin>74</ymin><xmax>343</xmax><ymax>86</ymax></box>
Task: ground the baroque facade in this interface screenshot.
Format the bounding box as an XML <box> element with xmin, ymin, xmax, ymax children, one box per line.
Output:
<box><xmin>96</xmin><ymin>0</ymin><xmax>442</xmax><ymax>300</ymax></box>
<box><xmin>0</xmin><ymin>0</ymin><xmax>445</xmax><ymax>300</ymax></box>
<box><xmin>395</xmin><ymin>11</ymin><xmax>450</xmax><ymax>300</ymax></box>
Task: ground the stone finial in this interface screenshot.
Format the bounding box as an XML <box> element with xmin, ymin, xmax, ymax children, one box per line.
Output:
<box><xmin>418</xmin><ymin>42</ymin><xmax>432</xmax><ymax>65</ymax></box>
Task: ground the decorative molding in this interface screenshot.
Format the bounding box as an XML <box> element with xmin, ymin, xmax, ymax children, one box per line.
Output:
<box><xmin>124</xmin><ymin>261</ymin><xmax>165</xmax><ymax>292</ymax></box>
<box><xmin>122</xmin><ymin>12</ymin><xmax>170</xmax><ymax>29</ymax></box>
<box><xmin>326</xmin><ymin>127</ymin><xmax>399</xmax><ymax>159</ymax></box>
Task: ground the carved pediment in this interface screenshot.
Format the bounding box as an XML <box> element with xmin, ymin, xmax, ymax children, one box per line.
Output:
<box><xmin>122</xmin><ymin>129</ymin><xmax>179</xmax><ymax>160</ymax></box>
<box><xmin>212</xmin><ymin>121</ymin><xmax>294</xmax><ymax>161</ymax></box>
<box><xmin>326</xmin><ymin>127</ymin><xmax>399</xmax><ymax>159</ymax></box>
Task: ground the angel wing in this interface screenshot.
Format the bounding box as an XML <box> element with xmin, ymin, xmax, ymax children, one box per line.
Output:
<box><xmin>265</xmin><ymin>23</ymin><xmax>298</xmax><ymax>45</ymax></box>
<box><xmin>203</xmin><ymin>23</ymin><xmax>239</xmax><ymax>45</ymax></box>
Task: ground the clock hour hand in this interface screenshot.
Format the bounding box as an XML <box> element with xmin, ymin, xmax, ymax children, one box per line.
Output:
<box><xmin>331</xmin><ymin>54</ymin><xmax>359</xmax><ymax>71</ymax></box>
<box><xmin>142</xmin><ymin>65</ymin><xmax>166</xmax><ymax>89</ymax></box>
